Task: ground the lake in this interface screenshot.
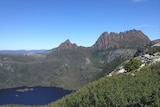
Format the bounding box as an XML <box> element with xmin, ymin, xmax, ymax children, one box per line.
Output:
<box><xmin>0</xmin><ymin>86</ymin><xmax>72</xmax><ymax>105</ymax></box>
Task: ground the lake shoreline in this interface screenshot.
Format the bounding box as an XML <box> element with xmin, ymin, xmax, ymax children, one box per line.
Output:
<box><xmin>0</xmin><ymin>85</ymin><xmax>74</xmax><ymax>91</ymax></box>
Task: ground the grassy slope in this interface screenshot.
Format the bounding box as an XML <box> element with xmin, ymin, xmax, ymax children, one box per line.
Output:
<box><xmin>47</xmin><ymin>62</ymin><xmax>160</xmax><ymax>107</ymax></box>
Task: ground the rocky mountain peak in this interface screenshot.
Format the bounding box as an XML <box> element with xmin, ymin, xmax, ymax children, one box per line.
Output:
<box><xmin>92</xmin><ymin>29</ymin><xmax>150</xmax><ymax>50</ymax></box>
<box><xmin>57</xmin><ymin>39</ymin><xmax>78</xmax><ymax>50</ymax></box>
<box><xmin>63</xmin><ymin>39</ymin><xmax>72</xmax><ymax>45</ymax></box>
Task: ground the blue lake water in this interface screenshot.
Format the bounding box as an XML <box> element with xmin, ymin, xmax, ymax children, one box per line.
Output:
<box><xmin>0</xmin><ymin>86</ymin><xmax>72</xmax><ymax>105</ymax></box>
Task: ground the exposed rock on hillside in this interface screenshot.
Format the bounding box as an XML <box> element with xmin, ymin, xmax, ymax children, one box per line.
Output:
<box><xmin>106</xmin><ymin>49</ymin><xmax>136</xmax><ymax>62</ymax></box>
<box><xmin>92</xmin><ymin>29</ymin><xmax>150</xmax><ymax>50</ymax></box>
<box><xmin>153</xmin><ymin>42</ymin><xmax>160</xmax><ymax>47</ymax></box>
<box><xmin>134</xmin><ymin>39</ymin><xmax>160</xmax><ymax>57</ymax></box>
<box><xmin>134</xmin><ymin>46</ymin><xmax>150</xmax><ymax>57</ymax></box>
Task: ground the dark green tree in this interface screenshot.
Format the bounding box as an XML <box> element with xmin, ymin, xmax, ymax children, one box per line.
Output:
<box><xmin>124</xmin><ymin>58</ymin><xmax>142</xmax><ymax>72</ymax></box>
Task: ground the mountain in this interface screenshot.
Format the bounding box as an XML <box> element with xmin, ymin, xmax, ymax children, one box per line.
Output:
<box><xmin>0</xmin><ymin>29</ymin><xmax>152</xmax><ymax>90</ymax></box>
<box><xmin>91</xmin><ymin>29</ymin><xmax>150</xmax><ymax>62</ymax></box>
<box><xmin>92</xmin><ymin>29</ymin><xmax>150</xmax><ymax>50</ymax></box>
<box><xmin>56</xmin><ymin>39</ymin><xmax>78</xmax><ymax>50</ymax></box>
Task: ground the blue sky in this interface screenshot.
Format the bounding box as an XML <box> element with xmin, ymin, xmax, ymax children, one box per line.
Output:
<box><xmin>0</xmin><ymin>0</ymin><xmax>160</xmax><ymax>50</ymax></box>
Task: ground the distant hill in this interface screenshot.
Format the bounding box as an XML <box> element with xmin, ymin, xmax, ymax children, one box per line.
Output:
<box><xmin>0</xmin><ymin>50</ymin><xmax>46</xmax><ymax>55</ymax></box>
<box><xmin>0</xmin><ymin>29</ymin><xmax>153</xmax><ymax>90</ymax></box>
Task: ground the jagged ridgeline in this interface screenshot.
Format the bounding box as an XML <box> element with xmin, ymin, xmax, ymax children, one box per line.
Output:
<box><xmin>0</xmin><ymin>29</ymin><xmax>150</xmax><ymax>90</ymax></box>
<box><xmin>92</xmin><ymin>29</ymin><xmax>150</xmax><ymax>49</ymax></box>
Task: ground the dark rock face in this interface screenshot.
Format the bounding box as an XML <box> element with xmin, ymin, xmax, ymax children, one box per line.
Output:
<box><xmin>134</xmin><ymin>39</ymin><xmax>160</xmax><ymax>57</ymax></box>
<box><xmin>134</xmin><ymin>46</ymin><xmax>150</xmax><ymax>57</ymax></box>
<box><xmin>92</xmin><ymin>29</ymin><xmax>150</xmax><ymax>50</ymax></box>
<box><xmin>57</xmin><ymin>39</ymin><xmax>78</xmax><ymax>50</ymax></box>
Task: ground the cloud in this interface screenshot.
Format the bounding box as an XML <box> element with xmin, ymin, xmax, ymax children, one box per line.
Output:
<box><xmin>134</xmin><ymin>24</ymin><xmax>158</xmax><ymax>28</ymax></box>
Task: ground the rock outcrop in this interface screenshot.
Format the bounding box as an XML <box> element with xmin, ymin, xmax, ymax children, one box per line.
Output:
<box><xmin>92</xmin><ymin>29</ymin><xmax>150</xmax><ymax>50</ymax></box>
<box><xmin>57</xmin><ymin>39</ymin><xmax>78</xmax><ymax>50</ymax></box>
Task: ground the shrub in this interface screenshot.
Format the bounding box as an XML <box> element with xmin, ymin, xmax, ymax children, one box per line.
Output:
<box><xmin>124</xmin><ymin>58</ymin><xmax>142</xmax><ymax>72</ymax></box>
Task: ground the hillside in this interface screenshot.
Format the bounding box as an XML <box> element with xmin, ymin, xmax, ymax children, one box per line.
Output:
<box><xmin>45</xmin><ymin>41</ymin><xmax>160</xmax><ymax>107</ymax></box>
<box><xmin>0</xmin><ymin>29</ymin><xmax>150</xmax><ymax>90</ymax></box>
<box><xmin>47</xmin><ymin>62</ymin><xmax>160</xmax><ymax>107</ymax></box>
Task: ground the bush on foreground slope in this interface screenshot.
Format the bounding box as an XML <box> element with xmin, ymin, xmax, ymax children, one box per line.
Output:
<box><xmin>124</xmin><ymin>58</ymin><xmax>142</xmax><ymax>72</ymax></box>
